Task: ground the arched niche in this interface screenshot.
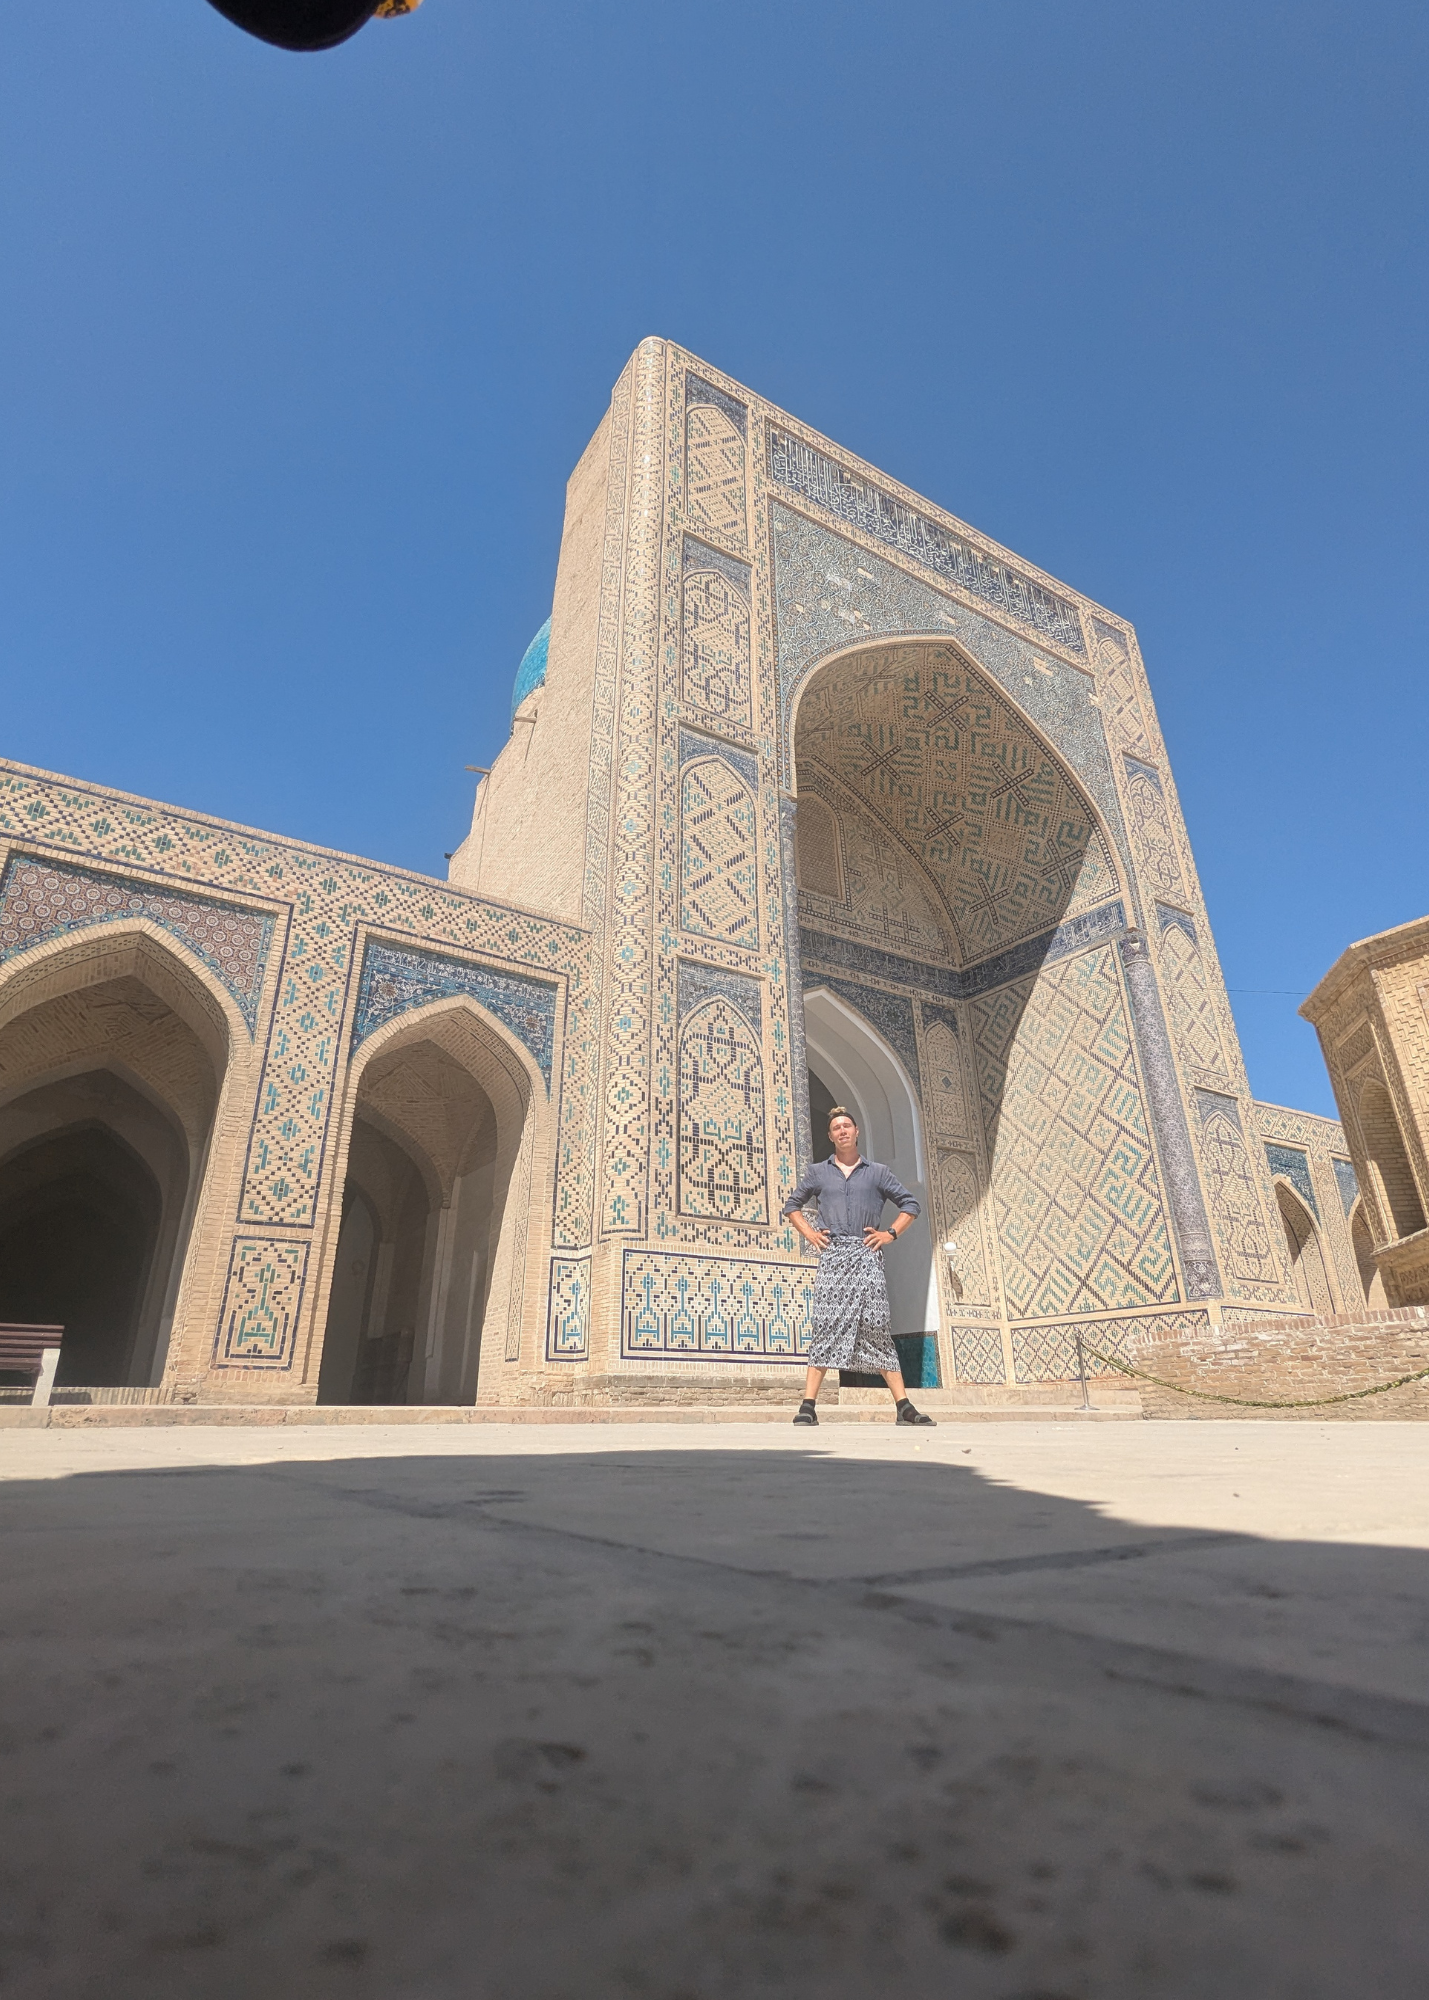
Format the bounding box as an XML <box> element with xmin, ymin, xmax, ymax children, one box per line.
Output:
<box><xmin>1357</xmin><ymin>1079</ymin><xmax>1426</xmax><ymax>1243</ymax></box>
<box><xmin>802</xmin><ymin>986</ymin><xmax>936</xmax><ymax>1345</ymax></box>
<box><xmin>317</xmin><ymin>994</ymin><xmax>547</xmax><ymax>1405</ymax></box>
<box><xmin>0</xmin><ymin>923</ymin><xmax>238</xmax><ymax>1388</ymax></box>
<box><xmin>1273</xmin><ymin>1180</ymin><xmax>1334</xmax><ymax>1317</ymax></box>
<box><xmin>1350</xmin><ymin>1199</ymin><xmax>1387</xmax><ymax>1308</ymax></box>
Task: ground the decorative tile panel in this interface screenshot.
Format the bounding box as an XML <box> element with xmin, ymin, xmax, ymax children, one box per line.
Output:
<box><xmin>972</xmin><ymin>945</ymin><xmax>1180</xmax><ymax>1318</ymax></box>
<box><xmin>546</xmin><ymin>1256</ymin><xmax>591</xmax><ymax>1360</ymax></box>
<box><xmin>1194</xmin><ymin>1090</ymin><xmax>1281</xmax><ymax>1288</ymax></box>
<box><xmin>1091</xmin><ymin>619</ymin><xmax>1154</xmax><ymax>758</ymax></box>
<box><xmin>678</xmin><ymin>996</ymin><xmax>768</xmax><ymax>1222</ymax></box>
<box><xmin>215</xmin><ymin>1237</ymin><xmax>309</xmax><ymax>1370</ymax></box>
<box><xmin>1012</xmin><ymin>1308</ymin><xmax>1210</xmax><ymax>1383</ymax></box>
<box><xmin>0</xmin><ymin>855</ymin><xmax>275</xmax><ymax>1032</ymax></box>
<box><xmin>804</xmin><ymin>973</ymin><xmax>920</xmax><ymax>1091</ymax></box>
<box><xmin>799</xmin><ymin>898</ymin><xmax>1127</xmax><ymax>1004</ymax></box>
<box><xmin>622</xmin><ymin>1249</ymin><xmax>813</xmax><ymax>1361</ymax></box>
<box><xmin>681</xmin><ymin>541</ymin><xmax>752</xmax><ymax>728</ymax></box>
<box><xmin>949</xmin><ymin>1322</ymin><xmax>1007</xmax><ymax>1384</ymax></box>
<box><xmin>1265</xmin><ymin>1144</ymin><xmax>1318</xmax><ymax>1219</ymax></box>
<box><xmin>769</xmin><ymin>428</ymin><xmax>1085</xmax><ymax>654</ymax></box>
<box><xmin>352</xmin><ymin>940</ymin><xmax>558</xmax><ymax>1086</ymax></box>
<box><xmin>685</xmin><ymin>401</ymin><xmax>747</xmax><ymax>548</ymax></box>
<box><xmin>1155</xmin><ymin>906</ymin><xmax>1231</xmax><ymax>1079</ymax></box>
<box><xmin>679</xmin><ymin>758</ymin><xmax>758</xmax><ymax>947</ymax></box>
<box><xmin>1123</xmin><ymin>758</ymin><xmax>1188</xmax><ymax>900</ymax></box>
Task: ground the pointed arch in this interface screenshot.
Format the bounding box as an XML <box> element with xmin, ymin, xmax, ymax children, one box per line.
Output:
<box><xmin>1273</xmin><ymin>1179</ymin><xmax>1335</xmax><ymax>1316</ymax></box>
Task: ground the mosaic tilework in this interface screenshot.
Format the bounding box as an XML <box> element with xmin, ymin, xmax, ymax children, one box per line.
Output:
<box><xmin>1194</xmin><ymin>1090</ymin><xmax>1281</xmax><ymax>1288</ymax></box>
<box><xmin>949</xmin><ymin>1322</ymin><xmax>1007</xmax><ymax>1384</ymax></box>
<box><xmin>796</xmin><ymin>772</ymin><xmax>954</xmax><ymax>966</ymax></box>
<box><xmin>1265</xmin><ymin>1143</ymin><xmax>1318</xmax><ymax>1219</ymax></box>
<box><xmin>546</xmin><ymin>1256</ymin><xmax>590</xmax><ymax>1360</ymax></box>
<box><xmin>770</xmin><ymin>509</ymin><xmax>1127</xmax><ymax>864</ymax></box>
<box><xmin>1123</xmin><ymin>759</ymin><xmax>1188</xmax><ymax>900</ymax></box>
<box><xmin>0</xmin><ymin>855</ymin><xmax>275</xmax><ymax>1032</ymax></box>
<box><xmin>678</xmin><ymin>960</ymin><xmax>762</xmax><ymax>1034</ymax></box>
<box><xmin>678</xmin><ymin>995</ymin><xmax>769</xmax><ymax>1223</ymax></box>
<box><xmin>769</xmin><ymin>428</ymin><xmax>1085</xmax><ymax>655</ymax></box>
<box><xmin>679</xmin><ymin>759</ymin><xmax>758</xmax><ymax>947</ymax></box>
<box><xmin>1333</xmin><ymin>1157</ymin><xmax>1360</xmax><ymax>1216</ymax></box>
<box><xmin>1155</xmin><ymin>906</ymin><xmax>1231</xmax><ymax>1080</ymax></box>
<box><xmin>681</xmin><ymin>541</ymin><xmax>752</xmax><ymax>728</ymax></box>
<box><xmin>685</xmin><ymin>403</ymin><xmax>747</xmax><ymax>549</ymax></box>
<box><xmin>622</xmin><ymin>1249</ymin><xmax>814</xmax><ymax>1361</ymax></box>
<box><xmin>779</xmin><ymin>794</ymin><xmax>813</xmax><ymax>1184</ymax></box>
<box><xmin>352</xmin><ymin>940</ymin><xmax>558</xmax><ymax>1086</ymax></box>
<box><xmin>795</xmin><ymin>644</ymin><xmax>1117</xmax><ymax>964</ymax></box>
<box><xmin>922</xmin><ymin>1013</ymin><xmax>993</xmax><ymax>1307</ymax></box>
<box><xmin>805</xmin><ymin>973</ymin><xmax>920</xmax><ymax>1092</ymax></box>
<box><xmin>935</xmin><ymin>1147</ymin><xmax>992</xmax><ymax>1306</ymax></box>
<box><xmin>215</xmin><ymin>1237</ymin><xmax>309</xmax><ymax>1370</ymax></box>
<box><xmin>1012</xmin><ymin>1308</ymin><xmax>1210</xmax><ymax>1383</ymax></box>
<box><xmin>798</xmin><ymin>898</ymin><xmax>1127</xmax><ymax>1003</ymax></box>
<box><xmin>0</xmin><ymin>768</ymin><xmax>595</xmax><ymax>1255</ymax></box>
<box><xmin>1091</xmin><ymin>619</ymin><xmax>1154</xmax><ymax>759</ymax></box>
<box><xmin>685</xmin><ymin>373</ymin><xmax>748</xmax><ymax>436</ymax></box>
<box><xmin>599</xmin><ymin>344</ymin><xmax>665</xmax><ymax>1236</ymax></box>
<box><xmin>972</xmin><ymin>945</ymin><xmax>1180</xmax><ymax>1318</ymax></box>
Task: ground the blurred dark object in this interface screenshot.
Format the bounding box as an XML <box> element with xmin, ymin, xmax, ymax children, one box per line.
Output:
<box><xmin>205</xmin><ymin>0</ymin><xmax>419</xmax><ymax>52</ymax></box>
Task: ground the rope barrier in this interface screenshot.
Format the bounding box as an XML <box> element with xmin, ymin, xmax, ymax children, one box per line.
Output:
<box><xmin>1080</xmin><ymin>1344</ymin><xmax>1429</xmax><ymax>1412</ymax></box>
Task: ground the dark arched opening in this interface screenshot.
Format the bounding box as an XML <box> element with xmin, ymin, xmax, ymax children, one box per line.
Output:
<box><xmin>0</xmin><ymin>1121</ymin><xmax>162</xmax><ymax>1386</ymax></box>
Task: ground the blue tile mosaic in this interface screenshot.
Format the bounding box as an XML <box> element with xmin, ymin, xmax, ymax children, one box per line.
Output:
<box><xmin>1332</xmin><ymin>1157</ymin><xmax>1360</xmax><ymax>1217</ymax></box>
<box><xmin>352</xmin><ymin>939</ymin><xmax>559</xmax><ymax>1087</ymax></box>
<box><xmin>1265</xmin><ymin>1145</ymin><xmax>1319</xmax><ymax>1218</ymax></box>
<box><xmin>799</xmin><ymin>899</ymin><xmax>1128</xmax><ymax>1001</ymax></box>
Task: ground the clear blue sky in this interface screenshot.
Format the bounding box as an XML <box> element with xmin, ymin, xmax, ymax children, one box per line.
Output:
<box><xmin>3</xmin><ymin>2</ymin><xmax>1425</xmax><ymax>1118</ymax></box>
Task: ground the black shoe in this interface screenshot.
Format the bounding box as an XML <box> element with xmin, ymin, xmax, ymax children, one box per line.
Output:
<box><xmin>793</xmin><ymin>1399</ymin><xmax>819</xmax><ymax>1426</ymax></box>
<box><xmin>895</xmin><ymin>1399</ymin><xmax>935</xmax><ymax>1426</ymax></box>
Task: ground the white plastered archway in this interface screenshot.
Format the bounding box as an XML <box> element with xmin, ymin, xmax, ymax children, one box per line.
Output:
<box><xmin>802</xmin><ymin>986</ymin><xmax>938</xmax><ymax>1342</ymax></box>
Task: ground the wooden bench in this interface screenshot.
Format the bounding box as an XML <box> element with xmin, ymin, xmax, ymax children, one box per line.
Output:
<box><xmin>0</xmin><ymin>1325</ymin><xmax>65</xmax><ymax>1407</ymax></box>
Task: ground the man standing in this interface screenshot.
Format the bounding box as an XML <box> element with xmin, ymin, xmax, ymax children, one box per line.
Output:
<box><xmin>782</xmin><ymin>1107</ymin><xmax>936</xmax><ymax>1428</ymax></box>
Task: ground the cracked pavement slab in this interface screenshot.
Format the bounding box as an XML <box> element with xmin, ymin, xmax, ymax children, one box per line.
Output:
<box><xmin>2</xmin><ymin>1422</ymin><xmax>1428</xmax><ymax>1997</ymax></box>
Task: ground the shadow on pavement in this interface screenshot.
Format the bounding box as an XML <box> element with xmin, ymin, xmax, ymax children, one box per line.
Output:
<box><xmin>3</xmin><ymin>1447</ymin><xmax>1428</xmax><ymax>1999</ymax></box>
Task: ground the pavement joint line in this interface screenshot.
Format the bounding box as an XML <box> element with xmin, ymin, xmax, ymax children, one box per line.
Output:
<box><xmin>244</xmin><ymin>1463</ymin><xmax>1429</xmax><ymax>1754</ymax></box>
<box><xmin>861</xmin><ymin>1530</ymin><xmax>1253</xmax><ymax>1585</ymax></box>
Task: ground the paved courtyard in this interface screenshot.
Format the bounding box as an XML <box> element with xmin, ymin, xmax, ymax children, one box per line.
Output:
<box><xmin>3</xmin><ymin>1421</ymin><xmax>1428</xmax><ymax>1998</ymax></box>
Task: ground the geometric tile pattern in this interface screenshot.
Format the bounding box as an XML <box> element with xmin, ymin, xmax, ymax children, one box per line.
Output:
<box><xmin>685</xmin><ymin>404</ymin><xmax>747</xmax><ymax>548</ymax></box>
<box><xmin>214</xmin><ymin>1236</ymin><xmax>309</xmax><ymax>1370</ymax></box>
<box><xmin>352</xmin><ymin>940</ymin><xmax>559</xmax><ymax>1087</ymax></box>
<box><xmin>0</xmin><ymin>767</ymin><xmax>595</xmax><ymax>1249</ymax></box>
<box><xmin>1091</xmin><ymin>619</ymin><xmax>1154</xmax><ymax>759</ymax></box>
<box><xmin>769</xmin><ymin>426</ymin><xmax>1086</xmax><ymax>655</ymax></box>
<box><xmin>1156</xmin><ymin>907</ymin><xmax>1231</xmax><ymax>1078</ymax></box>
<box><xmin>796</xmin><ymin>643</ymin><xmax>1117</xmax><ymax>965</ymax></box>
<box><xmin>972</xmin><ymin>946</ymin><xmax>1179</xmax><ymax>1318</ymax></box>
<box><xmin>677</xmin><ymin>998</ymin><xmax>768</xmax><ymax>1222</ymax></box>
<box><xmin>1265</xmin><ymin>1143</ymin><xmax>1319</xmax><ymax>1219</ymax></box>
<box><xmin>622</xmin><ymin>1249</ymin><xmax>814</xmax><ymax>1361</ymax></box>
<box><xmin>1013</xmin><ymin>1308</ymin><xmax>1211</xmax><ymax>1383</ymax></box>
<box><xmin>681</xmin><ymin>561</ymin><xmax>752</xmax><ymax>729</ymax></box>
<box><xmin>546</xmin><ymin>1256</ymin><xmax>591</xmax><ymax>1360</ymax></box>
<box><xmin>1122</xmin><ymin>758</ymin><xmax>1188</xmax><ymax>899</ymax></box>
<box><xmin>0</xmin><ymin>854</ymin><xmax>275</xmax><ymax>1032</ymax></box>
<box><xmin>1333</xmin><ymin>1157</ymin><xmax>1361</xmax><ymax>1216</ymax></box>
<box><xmin>949</xmin><ymin>1320</ymin><xmax>1006</xmax><ymax>1384</ymax></box>
<box><xmin>808</xmin><ymin>974</ymin><xmax>921</xmax><ymax>1092</ymax></box>
<box><xmin>680</xmin><ymin>760</ymin><xmax>758</xmax><ymax>947</ymax></box>
<box><xmin>796</xmin><ymin>775</ymin><xmax>954</xmax><ymax>965</ymax></box>
<box><xmin>1193</xmin><ymin>1090</ymin><xmax>1280</xmax><ymax>1288</ymax></box>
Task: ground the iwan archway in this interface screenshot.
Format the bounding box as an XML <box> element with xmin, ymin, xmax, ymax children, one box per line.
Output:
<box><xmin>790</xmin><ymin>636</ymin><xmax>1187</xmax><ymax>1386</ymax></box>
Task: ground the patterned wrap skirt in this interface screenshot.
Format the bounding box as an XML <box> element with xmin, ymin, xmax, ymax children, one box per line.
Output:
<box><xmin>807</xmin><ymin>1235</ymin><xmax>901</xmax><ymax>1373</ymax></box>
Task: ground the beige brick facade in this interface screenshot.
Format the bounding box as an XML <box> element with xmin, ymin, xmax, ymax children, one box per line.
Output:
<box><xmin>1302</xmin><ymin>915</ymin><xmax>1429</xmax><ymax>1306</ymax></box>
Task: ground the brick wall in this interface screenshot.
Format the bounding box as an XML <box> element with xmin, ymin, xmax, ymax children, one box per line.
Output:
<box><xmin>1122</xmin><ymin>1305</ymin><xmax>1429</xmax><ymax>1419</ymax></box>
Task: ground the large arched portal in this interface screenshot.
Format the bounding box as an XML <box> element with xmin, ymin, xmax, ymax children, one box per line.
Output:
<box><xmin>791</xmin><ymin>638</ymin><xmax>1166</xmax><ymax>1385</ymax></box>
<box><xmin>0</xmin><ymin>931</ymin><xmax>230</xmax><ymax>1389</ymax></box>
<box><xmin>318</xmin><ymin>1000</ymin><xmax>541</xmax><ymax>1405</ymax></box>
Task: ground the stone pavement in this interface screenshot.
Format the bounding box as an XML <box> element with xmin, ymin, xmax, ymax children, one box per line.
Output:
<box><xmin>3</xmin><ymin>1422</ymin><xmax>1428</xmax><ymax>1998</ymax></box>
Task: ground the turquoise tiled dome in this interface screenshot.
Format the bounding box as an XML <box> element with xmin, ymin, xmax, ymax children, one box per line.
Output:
<box><xmin>511</xmin><ymin>618</ymin><xmax>551</xmax><ymax>720</ymax></box>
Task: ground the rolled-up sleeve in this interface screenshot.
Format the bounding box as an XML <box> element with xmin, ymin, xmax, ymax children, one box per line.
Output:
<box><xmin>874</xmin><ymin>1164</ymin><xmax>920</xmax><ymax>1217</ymax></box>
<box><xmin>780</xmin><ymin>1176</ymin><xmax>818</xmax><ymax>1219</ymax></box>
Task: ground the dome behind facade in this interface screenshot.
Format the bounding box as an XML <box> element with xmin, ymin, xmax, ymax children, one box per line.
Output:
<box><xmin>511</xmin><ymin>618</ymin><xmax>551</xmax><ymax>720</ymax></box>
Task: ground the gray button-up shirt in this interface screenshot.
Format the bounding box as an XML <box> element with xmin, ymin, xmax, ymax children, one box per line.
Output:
<box><xmin>781</xmin><ymin>1157</ymin><xmax>920</xmax><ymax>1235</ymax></box>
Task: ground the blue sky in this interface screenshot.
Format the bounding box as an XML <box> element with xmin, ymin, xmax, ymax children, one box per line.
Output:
<box><xmin>2</xmin><ymin>1</ymin><xmax>1425</xmax><ymax>1117</ymax></box>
